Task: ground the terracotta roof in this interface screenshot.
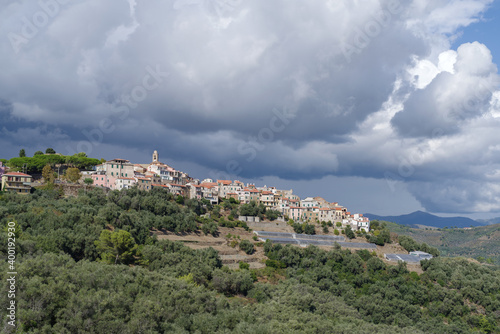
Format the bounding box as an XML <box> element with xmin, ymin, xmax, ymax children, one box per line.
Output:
<box><xmin>167</xmin><ymin>183</ymin><xmax>186</xmax><ymax>188</ymax></box>
<box><xmin>136</xmin><ymin>177</ymin><xmax>151</xmax><ymax>181</ymax></box>
<box><xmin>217</xmin><ymin>180</ymin><xmax>232</xmax><ymax>185</ymax></box>
<box><xmin>117</xmin><ymin>177</ymin><xmax>135</xmax><ymax>180</ymax></box>
<box><xmin>200</xmin><ymin>182</ymin><xmax>217</xmax><ymax>188</ymax></box>
<box><xmin>109</xmin><ymin>159</ymin><xmax>130</xmax><ymax>163</ymax></box>
<box><xmin>3</xmin><ymin>172</ymin><xmax>32</xmax><ymax>177</ymax></box>
<box><xmin>319</xmin><ymin>208</ymin><xmax>331</xmax><ymax>211</ymax></box>
<box><xmin>152</xmin><ymin>184</ymin><xmax>168</xmax><ymax>188</ymax></box>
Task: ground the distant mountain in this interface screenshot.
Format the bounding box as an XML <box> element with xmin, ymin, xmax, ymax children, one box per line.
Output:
<box><xmin>476</xmin><ymin>217</ymin><xmax>500</xmax><ymax>225</ymax></box>
<box><xmin>383</xmin><ymin>221</ymin><xmax>500</xmax><ymax>266</ymax></box>
<box><xmin>363</xmin><ymin>211</ymin><xmax>485</xmax><ymax>229</ymax></box>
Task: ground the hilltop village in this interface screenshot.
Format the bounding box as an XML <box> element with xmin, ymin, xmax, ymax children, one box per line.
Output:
<box><xmin>1</xmin><ymin>150</ymin><xmax>370</xmax><ymax>232</ymax></box>
<box><xmin>89</xmin><ymin>150</ymin><xmax>370</xmax><ymax>233</ymax></box>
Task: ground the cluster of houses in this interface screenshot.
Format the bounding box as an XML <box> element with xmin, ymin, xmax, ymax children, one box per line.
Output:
<box><xmin>82</xmin><ymin>150</ymin><xmax>370</xmax><ymax>232</ymax></box>
<box><xmin>0</xmin><ymin>151</ymin><xmax>370</xmax><ymax>232</ymax></box>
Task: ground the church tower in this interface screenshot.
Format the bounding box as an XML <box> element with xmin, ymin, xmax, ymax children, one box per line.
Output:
<box><xmin>152</xmin><ymin>150</ymin><xmax>159</xmax><ymax>163</ymax></box>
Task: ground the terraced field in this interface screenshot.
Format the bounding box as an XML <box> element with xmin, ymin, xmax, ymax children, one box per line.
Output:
<box><xmin>155</xmin><ymin>227</ymin><xmax>267</xmax><ymax>269</ymax></box>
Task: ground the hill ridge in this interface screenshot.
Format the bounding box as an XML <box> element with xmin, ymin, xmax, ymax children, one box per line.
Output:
<box><xmin>363</xmin><ymin>211</ymin><xmax>484</xmax><ymax>228</ymax></box>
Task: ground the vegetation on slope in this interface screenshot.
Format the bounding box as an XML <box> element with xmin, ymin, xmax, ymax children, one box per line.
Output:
<box><xmin>0</xmin><ymin>190</ymin><xmax>499</xmax><ymax>333</ymax></box>
<box><xmin>383</xmin><ymin>220</ymin><xmax>500</xmax><ymax>265</ymax></box>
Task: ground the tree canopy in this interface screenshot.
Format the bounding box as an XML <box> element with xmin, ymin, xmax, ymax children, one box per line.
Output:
<box><xmin>5</xmin><ymin>153</ymin><xmax>100</xmax><ymax>174</ymax></box>
<box><xmin>95</xmin><ymin>229</ymin><xmax>138</xmax><ymax>264</ymax></box>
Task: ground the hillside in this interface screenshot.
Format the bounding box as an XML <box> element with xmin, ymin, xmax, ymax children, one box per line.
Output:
<box><xmin>364</xmin><ymin>211</ymin><xmax>483</xmax><ymax>228</ymax></box>
<box><xmin>1</xmin><ymin>188</ymin><xmax>499</xmax><ymax>333</ymax></box>
<box><xmin>477</xmin><ymin>216</ymin><xmax>500</xmax><ymax>225</ymax></box>
<box><xmin>384</xmin><ymin>221</ymin><xmax>500</xmax><ymax>265</ymax></box>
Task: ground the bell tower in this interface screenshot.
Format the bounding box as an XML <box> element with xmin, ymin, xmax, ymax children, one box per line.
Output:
<box><xmin>152</xmin><ymin>150</ymin><xmax>158</xmax><ymax>163</ymax></box>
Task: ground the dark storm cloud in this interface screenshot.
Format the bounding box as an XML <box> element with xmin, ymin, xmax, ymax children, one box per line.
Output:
<box><xmin>1</xmin><ymin>0</ymin><xmax>499</xmax><ymax>213</ymax></box>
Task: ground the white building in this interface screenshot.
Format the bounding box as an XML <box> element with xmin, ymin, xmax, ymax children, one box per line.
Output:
<box><xmin>115</xmin><ymin>177</ymin><xmax>137</xmax><ymax>190</ymax></box>
<box><xmin>409</xmin><ymin>251</ymin><xmax>433</xmax><ymax>260</ymax></box>
<box><xmin>301</xmin><ymin>197</ymin><xmax>319</xmax><ymax>208</ymax></box>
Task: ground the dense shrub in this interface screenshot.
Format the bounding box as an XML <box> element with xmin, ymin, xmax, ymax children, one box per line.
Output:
<box><xmin>239</xmin><ymin>240</ymin><xmax>255</xmax><ymax>255</ymax></box>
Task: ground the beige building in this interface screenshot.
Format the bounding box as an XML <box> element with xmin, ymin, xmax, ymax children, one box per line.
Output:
<box><xmin>237</xmin><ymin>188</ymin><xmax>260</xmax><ymax>204</ymax></box>
<box><xmin>260</xmin><ymin>191</ymin><xmax>279</xmax><ymax>209</ymax></box>
<box><xmin>217</xmin><ymin>180</ymin><xmax>242</xmax><ymax>199</ymax></box>
<box><xmin>1</xmin><ymin>172</ymin><xmax>32</xmax><ymax>195</ymax></box>
<box><xmin>136</xmin><ymin>177</ymin><xmax>152</xmax><ymax>191</ymax></box>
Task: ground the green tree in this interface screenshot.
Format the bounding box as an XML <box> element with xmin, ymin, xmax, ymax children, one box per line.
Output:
<box><xmin>212</xmin><ymin>205</ymin><xmax>221</xmax><ymax>218</ymax></box>
<box><xmin>65</xmin><ymin>167</ymin><xmax>82</xmax><ymax>183</ymax></box>
<box><xmin>304</xmin><ymin>223</ymin><xmax>315</xmax><ymax>235</ymax></box>
<box><xmin>94</xmin><ymin>229</ymin><xmax>138</xmax><ymax>264</ymax></box>
<box><xmin>176</xmin><ymin>195</ymin><xmax>184</xmax><ymax>205</ymax></box>
<box><xmin>266</xmin><ymin>210</ymin><xmax>281</xmax><ymax>221</ymax></box>
<box><xmin>292</xmin><ymin>223</ymin><xmax>303</xmax><ymax>234</ymax></box>
<box><xmin>84</xmin><ymin>178</ymin><xmax>94</xmax><ymax>185</ymax></box>
<box><xmin>479</xmin><ymin>315</ymin><xmax>495</xmax><ymax>333</ymax></box>
<box><xmin>239</xmin><ymin>261</ymin><xmax>250</xmax><ymax>270</ymax></box>
<box><xmin>42</xmin><ymin>164</ymin><xmax>55</xmax><ymax>184</ymax></box>
<box><xmin>378</xmin><ymin>229</ymin><xmax>391</xmax><ymax>244</ymax></box>
<box><xmin>19</xmin><ymin>148</ymin><xmax>26</xmax><ymax>157</ymax></box>
<box><xmin>46</xmin><ymin>148</ymin><xmax>56</xmax><ymax>154</ymax></box>
<box><xmin>222</xmin><ymin>199</ymin><xmax>232</xmax><ymax>211</ymax></box>
<box><xmin>34</xmin><ymin>150</ymin><xmax>44</xmax><ymax>156</ymax></box>
<box><xmin>239</xmin><ymin>239</ymin><xmax>255</xmax><ymax>255</ymax></box>
<box><xmin>345</xmin><ymin>226</ymin><xmax>356</xmax><ymax>239</ymax></box>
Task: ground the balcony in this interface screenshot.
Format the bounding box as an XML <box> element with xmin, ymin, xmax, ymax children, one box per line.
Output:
<box><xmin>5</xmin><ymin>182</ymin><xmax>31</xmax><ymax>189</ymax></box>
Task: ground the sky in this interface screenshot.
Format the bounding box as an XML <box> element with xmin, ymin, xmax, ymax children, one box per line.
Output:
<box><xmin>1</xmin><ymin>0</ymin><xmax>500</xmax><ymax>218</ymax></box>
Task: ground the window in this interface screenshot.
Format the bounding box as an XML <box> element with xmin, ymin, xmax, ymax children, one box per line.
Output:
<box><xmin>111</xmin><ymin>172</ymin><xmax>113</xmax><ymax>176</ymax></box>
